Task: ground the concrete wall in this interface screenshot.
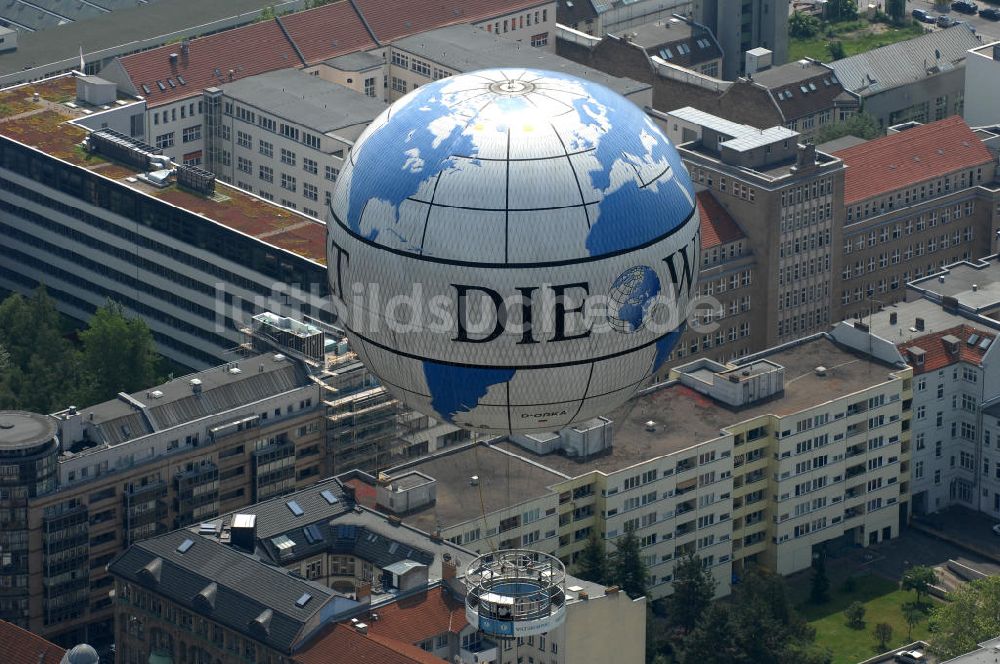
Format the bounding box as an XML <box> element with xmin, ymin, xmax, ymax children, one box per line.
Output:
<box><xmin>964</xmin><ymin>43</ymin><xmax>1000</xmax><ymax>127</ymax></box>
<box><xmin>560</xmin><ymin>590</ymin><xmax>646</xmax><ymax>664</ymax></box>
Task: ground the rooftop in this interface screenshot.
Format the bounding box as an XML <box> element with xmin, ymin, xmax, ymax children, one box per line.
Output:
<box><xmin>833</xmin><ymin>116</ymin><xmax>993</xmax><ymax>206</ymax></box>
<box><xmin>620</xmin><ymin>17</ymin><xmax>722</xmax><ymax>69</ymax></box>
<box><xmin>0</xmin><ymin>74</ymin><xmax>329</xmax><ymax>265</ymax></box>
<box><xmin>386</xmin><ymin>444</ymin><xmax>566</xmax><ymax>532</ymax></box>
<box><xmin>506</xmin><ymin>335</ymin><xmax>898</xmax><ymax>475</ymax></box>
<box><xmin>940</xmin><ymin>636</ymin><xmax>1000</xmax><ymax>663</ymax></box>
<box><xmin>351</xmin><ymin>0</ymin><xmax>548</xmax><ymax>44</ymax></box>
<box><xmin>323</xmin><ymin>51</ymin><xmax>385</xmax><ymax>72</ymax></box>
<box><xmin>0</xmin><ymin>0</ymin><xmax>289</xmax><ymax>80</ymax></box>
<box><xmin>294</xmin><ymin>622</ymin><xmax>443</xmax><ymax>664</ymax></box>
<box><xmin>908</xmin><ymin>256</ymin><xmax>1000</xmax><ymax>312</ymax></box>
<box><xmin>860</xmin><ymin>299</ymin><xmax>973</xmax><ymax>344</ymax></box>
<box><xmin>0</xmin><ymin>410</ymin><xmax>56</xmax><ymax>450</ymax></box>
<box><xmin>390</xmin><ymin>24</ymin><xmax>651</xmax><ymax>99</ymax></box>
<box><xmin>670</xmin><ymin>105</ymin><xmax>799</xmax><ymax>151</ymax></box>
<box><xmin>367</xmin><ymin>585</ymin><xmax>468</xmax><ymax>643</ymax></box>
<box><xmin>751</xmin><ymin>59</ymin><xmax>856</xmax><ymax>122</ymax></box>
<box><xmin>109</xmin><ymin>527</ymin><xmax>348</xmax><ymax>654</ymax></box>
<box><xmin>696</xmin><ymin>190</ymin><xmax>745</xmax><ymax>249</ymax></box>
<box><xmin>831</xmin><ymin>27</ymin><xmax>982</xmax><ymax>97</ymax></box>
<box><xmin>67</xmin><ymin>353</ymin><xmax>309</xmax><ymax>447</ymax></box>
<box><xmin>220</xmin><ymin>69</ymin><xmax>386</xmax><ymax>136</ymax></box>
<box><xmin>0</xmin><ymin>620</ymin><xmax>65</xmax><ymax>664</ymax></box>
<box><xmin>898</xmin><ymin>325</ymin><xmax>995</xmax><ymax>374</ymax></box>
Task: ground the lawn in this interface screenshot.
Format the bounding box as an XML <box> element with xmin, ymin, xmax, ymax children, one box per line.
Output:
<box><xmin>800</xmin><ymin>575</ymin><xmax>935</xmax><ymax>664</ymax></box>
<box><xmin>789</xmin><ymin>18</ymin><xmax>927</xmax><ymax>62</ymax></box>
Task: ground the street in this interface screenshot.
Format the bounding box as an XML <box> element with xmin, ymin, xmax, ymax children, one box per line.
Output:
<box><xmin>905</xmin><ymin>0</ymin><xmax>1000</xmax><ymax>41</ymax></box>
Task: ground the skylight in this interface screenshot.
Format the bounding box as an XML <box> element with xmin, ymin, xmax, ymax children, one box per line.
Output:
<box><xmin>287</xmin><ymin>500</ymin><xmax>304</xmax><ymax>516</ymax></box>
<box><xmin>303</xmin><ymin>524</ymin><xmax>323</xmax><ymax>545</ymax></box>
<box><xmin>320</xmin><ymin>489</ymin><xmax>338</xmax><ymax>505</ymax></box>
<box><xmin>296</xmin><ymin>593</ymin><xmax>312</xmax><ymax>608</ymax></box>
<box><xmin>177</xmin><ymin>538</ymin><xmax>194</xmax><ymax>554</ymax></box>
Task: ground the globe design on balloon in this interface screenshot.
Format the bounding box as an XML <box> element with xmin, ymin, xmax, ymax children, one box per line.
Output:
<box><xmin>608</xmin><ymin>266</ymin><xmax>661</xmax><ymax>334</ymax></box>
<box><xmin>327</xmin><ymin>68</ymin><xmax>700</xmax><ymax>434</ymax></box>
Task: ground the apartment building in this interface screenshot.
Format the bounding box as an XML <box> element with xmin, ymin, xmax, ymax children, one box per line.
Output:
<box><xmin>831</xmin><ymin>117</ymin><xmax>1000</xmax><ymax>322</ymax></box>
<box><xmin>0</xmin><ymin>353</ymin><xmax>325</xmax><ymax>645</ymax></box>
<box><xmin>204</xmin><ymin>69</ymin><xmax>386</xmax><ymax>219</ymax></box>
<box><xmin>369</xmin><ymin>333</ymin><xmax>912</xmax><ymax>599</ymax></box>
<box><xmin>108</xmin><ymin>477</ymin><xmax>645</xmax><ymax>664</ymax></box>
<box><xmin>659</xmin><ymin>106</ymin><xmax>845</xmax><ymax>351</ymax></box>
<box><xmin>691</xmin><ymin>0</ymin><xmax>788</xmax><ymax>79</ymax></box>
<box><xmin>381</xmin><ymin>24</ymin><xmax>651</xmax><ymax>106</ymax></box>
<box><xmin>831</xmin><ymin>255</ymin><xmax>1000</xmax><ymax>521</ymax></box>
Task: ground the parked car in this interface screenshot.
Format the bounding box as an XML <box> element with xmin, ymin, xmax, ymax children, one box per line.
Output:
<box><xmin>980</xmin><ymin>7</ymin><xmax>1000</xmax><ymax>20</ymax></box>
<box><xmin>938</xmin><ymin>14</ymin><xmax>957</xmax><ymax>26</ymax></box>
<box><xmin>913</xmin><ymin>8</ymin><xmax>939</xmax><ymax>22</ymax></box>
<box><xmin>952</xmin><ymin>1</ymin><xmax>979</xmax><ymax>14</ymax></box>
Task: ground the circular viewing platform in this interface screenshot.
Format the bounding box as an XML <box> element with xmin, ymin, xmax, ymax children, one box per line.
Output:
<box><xmin>465</xmin><ymin>549</ymin><xmax>566</xmax><ymax>639</ymax></box>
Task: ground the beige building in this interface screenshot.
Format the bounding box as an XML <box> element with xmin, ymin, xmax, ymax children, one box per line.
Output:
<box><xmin>372</xmin><ymin>333</ymin><xmax>912</xmax><ymax>599</ymax></box>
<box><xmin>0</xmin><ymin>353</ymin><xmax>327</xmax><ymax>647</ymax></box>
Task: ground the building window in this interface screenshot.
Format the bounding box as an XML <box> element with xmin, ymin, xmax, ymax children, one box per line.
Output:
<box><xmin>182</xmin><ymin>125</ymin><xmax>201</xmax><ymax>143</ymax></box>
<box><xmin>303</xmin><ymin>182</ymin><xmax>318</xmax><ymax>201</ymax></box>
<box><xmin>280</xmin><ymin>148</ymin><xmax>296</xmax><ymax>166</ymax></box>
<box><xmin>411</xmin><ymin>59</ymin><xmax>431</xmax><ymax>77</ymax></box>
<box><xmin>237</xmin><ymin>156</ymin><xmax>252</xmax><ymax>174</ymax></box>
<box><xmin>303</xmin><ymin>157</ymin><xmax>318</xmax><ymax>175</ymax></box>
<box><xmin>237</xmin><ymin>131</ymin><xmax>251</xmax><ymax>149</ymax></box>
<box><xmin>530</xmin><ymin>32</ymin><xmax>549</xmax><ymax>47</ymax></box>
<box><xmin>325</xmin><ymin>165</ymin><xmax>340</xmax><ymax>182</ymax></box>
<box><xmin>364</xmin><ymin>77</ymin><xmax>376</xmax><ymax>97</ymax></box>
<box><xmin>155</xmin><ymin>132</ymin><xmax>174</xmax><ymax>149</ymax></box>
<box><xmin>281</xmin><ymin>173</ymin><xmax>297</xmax><ymax>192</ymax></box>
<box><xmin>259</xmin><ymin>165</ymin><xmax>273</xmax><ymax>183</ymax></box>
<box><xmin>391</xmin><ymin>77</ymin><xmax>407</xmax><ymax>93</ymax></box>
<box><xmin>259</xmin><ymin>140</ymin><xmax>273</xmax><ymax>158</ymax></box>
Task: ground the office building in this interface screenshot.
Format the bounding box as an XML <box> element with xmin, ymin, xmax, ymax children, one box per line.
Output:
<box><xmin>0</xmin><ymin>353</ymin><xmax>326</xmax><ymax>644</ymax></box>
<box><xmin>691</xmin><ymin>0</ymin><xmax>788</xmax><ymax>79</ymax></box>
<box><xmin>204</xmin><ymin>69</ymin><xmax>386</xmax><ymax>219</ymax></box>
<box><xmin>366</xmin><ymin>332</ymin><xmax>913</xmax><ymax>599</ymax></box>
<box><xmin>831</xmin><ymin>117</ymin><xmax>998</xmax><ymax>323</ymax></box>
<box><xmin>108</xmin><ymin>477</ymin><xmax>646</xmax><ymax>664</ymax></box>
<box><xmin>831</xmin><ymin>27</ymin><xmax>981</xmax><ymax>131</ymax></box>
<box><xmin>964</xmin><ymin>41</ymin><xmax>1000</xmax><ymax>127</ymax></box>
<box><xmin>659</xmin><ymin>106</ymin><xmax>845</xmax><ymax>351</ymax></box>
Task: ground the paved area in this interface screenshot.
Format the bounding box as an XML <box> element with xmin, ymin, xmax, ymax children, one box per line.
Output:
<box><xmin>912</xmin><ymin>505</ymin><xmax>1000</xmax><ymax>562</ymax></box>
<box><xmin>905</xmin><ymin>0</ymin><xmax>1000</xmax><ymax>41</ymax></box>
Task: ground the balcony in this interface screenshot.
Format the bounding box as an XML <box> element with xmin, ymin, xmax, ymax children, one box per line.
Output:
<box><xmin>461</xmin><ymin>640</ymin><xmax>499</xmax><ymax>664</ymax></box>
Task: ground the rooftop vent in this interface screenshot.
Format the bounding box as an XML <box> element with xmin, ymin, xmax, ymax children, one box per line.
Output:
<box><xmin>169</xmin><ymin>53</ymin><xmax>178</xmax><ymax>63</ymax></box>
<box><xmin>915</xmin><ymin>317</ymin><xmax>925</xmax><ymax>331</ymax></box>
<box><xmin>814</xmin><ymin>366</ymin><xmax>827</xmax><ymax>377</ymax></box>
<box><xmin>973</xmin><ymin>284</ymin><xmax>979</xmax><ymax>292</ymax></box>
<box><xmin>355</xmin><ymin>622</ymin><xmax>368</xmax><ymax>634</ymax></box>
<box><xmin>889</xmin><ymin>312</ymin><xmax>898</xmax><ymax>325</ymax></box>
<box><xmin>190</xmin><ymin>378</ymin><xmax>202</xmax><ymax>394</ymax></box>
<box><xmin>645</xmin><ymin>420</ymin><xmax>657</xmax><ymax>432</ymax></box>
<box><xmin>469</xmin><ymin>475</ymin><xmax>479</xmax><ymax>486</ymax></box>
<box><xmin>149</xmin><ymin>390</ymin><xmax>164</xmax><ymax>399</ymax></box>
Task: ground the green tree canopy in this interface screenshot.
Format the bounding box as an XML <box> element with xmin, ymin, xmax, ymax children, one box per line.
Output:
<box><xmin>929</xmin><ymin>576</ymin><xmax>1000</xmax><ymax>659</ymax></box>
<box><xmin>827</xmin><ymin>0</ymin><xmax>859</xmax><ymax>21</ymax></box>
<box><xmin>78</xmin><ymin>300</ymin><xmax>158</xmax><ymax>405</ymax></box>
<box><xmin>790</xmin><ymin>11</ymin><xmax>822</xmax><ymax>38</ymax></box>
<box><xmin>845</xmin><ymin>600</ymin><xmax>866</xmax><ymax>629</ymax></box>
<box><xmin>815</xmin><ymin>112</ymin><xmax>881</xmax><ymax>143</ymax></box>
<box><xmin>610</xmin><ymin>526</ymin><xmax>648</xmax><ymax>599</ymax></box>
<box><xmin>885</xmin><ymin>0</ymin><xmax>906</xmax><ymax>22</ymax></box>
<box><xmin>575</xmin><ymin>533</ymin><xmax>609</xmax><ymax>585</ymax></box>
<box><xmin>665</xmin><ymin>554</ymin><xmax>715</xmax><ymax>634</ymax></box>
<box><xmin>901</xmin><ymin>566</ymin><xmax>937</xmax><ymax>606</ymax></box>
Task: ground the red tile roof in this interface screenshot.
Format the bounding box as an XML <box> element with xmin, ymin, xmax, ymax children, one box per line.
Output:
<box><xmin>898</xmin><ymin>324</ymin><xmax>994</xmax><ymax>374</ymax></box>
<box><xmin>833</xmin><ymin>116</ymin><xmax>993</xmax><ymax>206</ymax></box>
<box><xmin>294</xmin><ymin>623</ymin><xmax>442</xmax><ymax>664</ymax></box>
<box><xmin>0</xmin><ymin>620</ymin><xmax>66</xmax><ymax>664</ymax></box>
<box><xmin>279</xmin><ymin>1</ymin><xmax>378</xmax><ymax>65</ymax></box>
<box><xmin>353</xmin><ymin>0</ymin><xmax>548</xmax><ymax>43</ymax></box>
<box><xmin>367</xmin><ymin>586</ymin><xmax>468</xmax><ymax>643</ymax></box>
<box><xmin>119</xmin><ymin>20</ymin><xmax>302</xmax><ymax>107</ymax></box>
<box><xmin>696</xmin><ymin>190</ymin><xmax>745</xmax><ymax>250</ymax></box>
<box><xmin>117</xmin><ymin>0</ymin><xmax>548</xmax><ymax>106</ymax></box>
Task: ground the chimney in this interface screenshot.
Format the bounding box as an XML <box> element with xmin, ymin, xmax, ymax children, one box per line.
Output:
<box><xmin>442</xmin><ymin>553</ymin><xmax>458</xmax><ymax>580</ymax></box>
<box><xmin>169</xmin><ymin>53</ymin><xmax>178</xmax><ymax>65</ymax></box>
<box><xmin>190</xmin><ymin>378</ymin><xmax>203</xmax><ymax>394</ymax></box>
<box><xmin>577</xmin><ymin>590</ymin><xmax>589</xmax><ymax>601</ymax></box>
<box><xmin>915</xmin><ymin>317</ymin><xmax>925</xmax><ymax>331</ymax></box>
<box><xmin>356</xmin><ymin>581</ymin><xmax>371</xmax><ymax>604</ymax></box>
<box><xmin>993</xmin><ymin>44</ymin><xmax>1000</xmax><ymax>62</ymax></box>
<box><xmin>605</xmin><ymin>585</ymin><xmax>620</xmax><ymax>594</ymax></box>
<box><xmin>889</xmin><ymin>312</ymin><xmax>897</xmax><ymax>325</ymax></box>
<box><xmin>355</xmin><ymin>622</ymin><xmax>368</xmax><ymax>635</ymax></box>
<box><xmin>181</xmin><ymin>39</ymin><xmax>190</xmax><ymax>55</ymax></box>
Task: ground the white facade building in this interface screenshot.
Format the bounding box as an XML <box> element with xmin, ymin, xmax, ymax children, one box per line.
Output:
<box><xmin>964</xmin><ymin>42</ymin><xmax>1000</xmax><ymax>128</ymax></box>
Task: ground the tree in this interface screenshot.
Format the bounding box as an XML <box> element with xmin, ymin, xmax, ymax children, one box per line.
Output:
<box><xmin>902</xmin><ymin>603</ymin><xmax>923</xmax><ymax>641</ymax></box>
<box><xmin>827</xmin><ymin>0</ymin><xmax>858</xmax><ymax>21</ymax></box>
<box><xmin>810</xmin><ymin>554</ymin><xmax>831</xmax><ymax>604</ymax></box>
<box><xmin>575</xmin><ymin>533</ymin><xmax>609</xmax><ymax>585</ymax></box>
<box><xmin>885</xmin><ymin>0</ymin><xmax>906</xmax><ymax>22</ymax></box>
<box><xmin>78</xmin><ymin>300</ymin><xmax>158</xmax><ymax>405</ymax></box>
<box><xmin>665</xmin><ymin>554</ymin><xmax>716</xmax><ymax>634</ymax></box>
<box><xmin>789</xmin><ymin>11</ymin><xmax>822</xmax><ymax>38</ymax></box>
<box><xmin>844</xmin><ymin>601</ymin><xmax>866</xmax><ymax>629</ymax></box>
<box><xmin>610</xmin><ymin>526</ymin><xmax>648</xmax><ymax>599</ymax></box>
<box><xmin>679</xmin><ymin>604</ymin><xmax>740</xmax><ymax>664</ymax></box>
<box><xmin>874</xmin><ymin>622</ymin><xmax>893</xmax><ymax>650</ymax></box>
<box><xmin>827</xmin><ymin>40</ymin><xmax>846</xmax><ymax>61</ymax></box>
<box><xmin>902</xmin><ymin>566</ymin><xmax>937</xmax><ymax>606</ymax></box>
<box><xmin>728</xmin><ymin>570</ymin><xmax>818</xmax><ymax>664</ymax></box>
<box><xmin>929</xmin><ymin>576</ymin><xmax>1000</xmax><ymax>659</ymax></box>
<box><xmin>815</xmin><ymin>113</ymin><xmax>881</xmax><ymax>143</ymax></box>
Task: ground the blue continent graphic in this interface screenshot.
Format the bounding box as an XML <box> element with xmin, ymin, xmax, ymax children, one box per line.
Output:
<box><xmin>652</xmin><ymin>324</ymin><xmax>686</xmax><ymax>373</ymax></box>
<box><xmin>345</xmin><ymin>86</ymin><xmax>482</xmax><ymax>241</ymax></box>
<box><xmin>423</xmin><ymin>361</ymin><xmax>516</xmax><ymax>424</ymax></box>
<box><xmin>614</xmin><ymin>267</ymin><xmax>661</xmax><ymax>332</ymax></box>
